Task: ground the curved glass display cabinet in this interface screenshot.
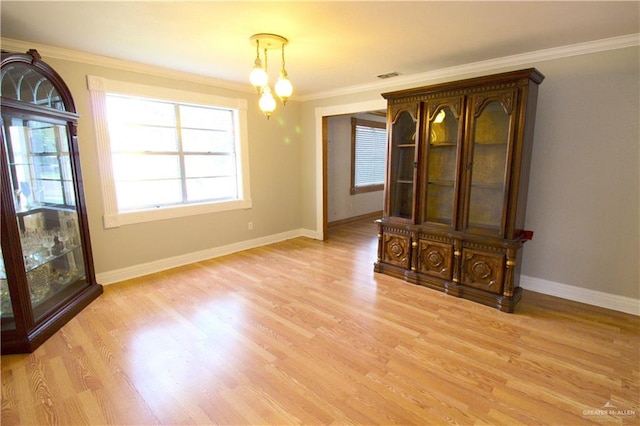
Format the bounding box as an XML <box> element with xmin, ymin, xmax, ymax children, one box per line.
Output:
<box><xmin>1</xmin><ymin>49</ymin><xmax>102</xmax><ymax>353</ymax></box>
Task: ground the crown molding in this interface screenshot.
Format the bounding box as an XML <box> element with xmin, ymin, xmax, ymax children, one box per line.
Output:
<box><xmin>2</xmin><ymin>33</ymin><xmax>638</xmax><ymax>103</ymax></box>
<box><xmin>299</xmin><ymin>33</ymin><xmax>640</xmax><ymax>102</ymax></box>
<box><xmin>0</xmin><ymin>37</ymin><xmax>254</xmax><ymax>95</ymax></box>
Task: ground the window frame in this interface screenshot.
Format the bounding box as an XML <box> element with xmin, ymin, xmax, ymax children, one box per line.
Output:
<box><xmin>350</xmin><ymin>117</ymin><xmax>386</xmax><ymax>195</ymax></box>
<box><xmin>87</xmin><ymin>75</ymin><xmax>251</xmax><ymax>229</ymax></box>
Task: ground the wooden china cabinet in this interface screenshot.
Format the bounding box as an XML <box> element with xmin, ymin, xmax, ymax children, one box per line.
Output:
<box><xmin>1</xmin><ymin>50</ymin><xmax>102</xmax><ymax>353</ymax></box>
<box><xmin>375</xmin><ymin>69</ymin><xmax>544</xmax><ymax>312</ymax></box>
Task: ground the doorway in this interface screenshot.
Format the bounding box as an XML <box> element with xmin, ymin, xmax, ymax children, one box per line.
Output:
<box><xmin>316</xmin><ymin>100</ymin><xmax>387</xmax><ymax>239</ymax></box>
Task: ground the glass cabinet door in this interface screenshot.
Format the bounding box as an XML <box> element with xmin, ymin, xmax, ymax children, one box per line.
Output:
<box><xmin>463</xmin><ymin>91</ymin><xmax>516</xmax><ymax>236</ymax></box>
<box><xmin>422</xmin><ymin>99</ymin><xmax>463</xmax><ymax>227</ymax></box>
<box><xmin>2</xmin><ymin>116</ymin><xmax>89</xmax><ymax>324</ymax></box>
<box><xmin>387</xmin><ymin>104</ymin><xmax>419</xmax><ymax>221</ymax></box>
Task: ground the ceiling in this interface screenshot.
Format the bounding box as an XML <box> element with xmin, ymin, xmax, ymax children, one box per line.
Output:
<box><xmin>1</xmin><ymin>1</ymin><xmax>638</xmax><ymax>99</ymax></box>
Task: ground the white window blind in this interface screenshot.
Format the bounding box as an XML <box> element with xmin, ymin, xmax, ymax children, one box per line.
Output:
<box><xmin>351</xmin><ymin>118</ymin><xmax>386</xmax><ymax>194</ymax></box>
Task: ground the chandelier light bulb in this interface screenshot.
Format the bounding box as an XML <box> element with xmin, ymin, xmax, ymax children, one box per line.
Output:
<box><xmin>249</xmin><ymin>59</ymin><xmax>268</xmax><ymax>89</ymax></box>
<box><xmin>259</xmin><ymin>86</ymin><xmax>277</xmax><ymax>118</ymax></box>
<box><xmin>249</xmin><ymin>39</ymin><xmax>268</xmax><ymax>89</ymax></box>
<box><xmin>275</xmin><ymin>70</ymin><xmax>293</xmax><ymax>105</ymax></box>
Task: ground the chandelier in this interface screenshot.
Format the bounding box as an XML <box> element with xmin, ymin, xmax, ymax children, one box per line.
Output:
<box><xmin>249</xmin><ymin>33</ymin><xmax>293</xmax><ymax>119</ymax></box>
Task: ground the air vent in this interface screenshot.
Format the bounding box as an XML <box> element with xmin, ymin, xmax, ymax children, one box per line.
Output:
<box><xmin>377</xmin><ymin>72</ymin><xmax>400</xmax><ymax>79</ymax></box>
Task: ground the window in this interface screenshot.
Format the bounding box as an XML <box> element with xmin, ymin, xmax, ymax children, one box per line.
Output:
<box><xmin>105</xmin><ymin>95</ymin><xmax>239</xmax><ymax>211</ymax></box>
<box><xmin>87</xmin><ymin>76</ymin><xmax>251</xmax><ymax>228</ymax></box>
<box><xmin>351</xmin><ymin>117</ymin><xmax>386</xmax><ymax>194</ymax></box>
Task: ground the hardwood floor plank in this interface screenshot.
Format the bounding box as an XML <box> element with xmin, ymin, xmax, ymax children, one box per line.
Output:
<box><xmin>2</xmin><ymin>220</ymin><xmax>638</xmax><ymax>425</ymax></box>
<box><xmin>1</xmin><ymin>369</ymin><xmax>22</xmax><ymax>426</ymax></box>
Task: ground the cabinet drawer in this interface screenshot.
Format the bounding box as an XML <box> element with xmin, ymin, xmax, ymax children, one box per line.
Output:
<box><xmin>417</xmin><ymin>240</ymin><xmax>453</xmax><ymax>280</ymax></box>
<box><xmin>461</xmin><ymin>249</ymin><xmax>504</xmax><ymax>294</ymax></box>
<box><xmin>381</xmin><ymin>231</ymin><xmax>411</xmax><ymax>269</ymax></box>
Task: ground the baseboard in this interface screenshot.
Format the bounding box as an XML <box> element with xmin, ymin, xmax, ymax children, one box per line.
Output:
<box><xmin>328</xmin><ymin>211</ymin><xmax>383</xmax><ymax>229</ymax></box>
<box><xmin>520</xmin><ymin>275</ymin><xmax>639</xmax><ymax>316</ymax></box>
<box><xmin>96</xmin><ymin>228</ymin><xmax>318</xmax><ymax>285</ymax></box>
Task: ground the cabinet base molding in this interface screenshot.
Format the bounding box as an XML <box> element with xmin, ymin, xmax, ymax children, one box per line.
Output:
<box><xmin>374</xmin><ymin>261</ymin><xmax>522</xmax><ymax>313</ymax></box>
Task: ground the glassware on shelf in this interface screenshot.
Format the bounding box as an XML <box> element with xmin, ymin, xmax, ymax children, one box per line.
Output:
<box><xmin>57</xmin><ymin>227</ymin><xmax>71</xmax><ymax>250</ymax></box>
<box><xmin>52</xmin><ymin>267</ymin><xmax>79</xmax><ymax>290</ymax></box>
<box><xmin>1</xmin><ymin>278</ymin><xmax>12</xmax><ymax>316</ymax></box>
<box><xmin>1</xmin><ymin>252</ymin><xmax>12</xmax><ymax>316</ymax></box>
<box><xmin>27</xmin><ymin>264</ymin><xmax>52</xmax><ymax>305</ymax></box>
<box><xmin>41</xmin><ymin>233</ymin><xmax>56</xmax><ymax>260</ymax></box>
<box><xmin>19</xmin><ymin>224</ymin><xmax>79</xmax><ymax>271</ymax></box>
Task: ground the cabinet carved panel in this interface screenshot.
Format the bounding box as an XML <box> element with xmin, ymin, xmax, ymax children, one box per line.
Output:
<box><xmin>382</xmin><ymin>232</ymin><xmax>411</xmax><ymax>269</ymax></box>
<box><xmin>461</xmin><ymin>249</ymin><xmax>504</xmax><ymax>294</ymax></box>
<box><xmin>417</xmin><ymin>240</ymin><xmax>452</xmax><ymax>280</ymax></box>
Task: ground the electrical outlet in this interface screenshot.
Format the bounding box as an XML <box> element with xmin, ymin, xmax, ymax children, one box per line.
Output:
<box><xmin>248</xmin><ymin>221</ymin><xmax>253</xmax><ymax>230</ymax></box>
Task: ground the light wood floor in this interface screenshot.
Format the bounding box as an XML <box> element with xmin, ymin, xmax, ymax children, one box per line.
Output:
<box><xmin>2</xmin><ymin>221</ymin><xmax>638</xmax><ymax>425</ymax></box>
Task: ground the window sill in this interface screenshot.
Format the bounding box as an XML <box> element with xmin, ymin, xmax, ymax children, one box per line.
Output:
<box><xmin>103</xmin><ymin>198</ymin><xmax>252</xmax><ymax>229</ymax></box>
<box><xmin>350</xmin><ymin>184</ymin><xmax>384</xmax><ymax>195</ymax></box>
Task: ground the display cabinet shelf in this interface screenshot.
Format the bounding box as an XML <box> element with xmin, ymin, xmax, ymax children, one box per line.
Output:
<box><xmin>429</xmin><ymin>142</ymin><xmax>457</xmax><ymax>147</ymax></box>
<box><xmin>428</xmin><ymin>181</ymin><xmax>455</xmax><ymax>186</ymax></box>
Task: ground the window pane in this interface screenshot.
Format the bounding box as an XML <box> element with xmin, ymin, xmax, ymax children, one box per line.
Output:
<box><xmin>102</xmin><ymin>91</ymin><xmax>241</xmax><ymax>213</ymax></box>
<box><xmin>39</xmin><ymin>180</ymin><xmax>64</xmax><ymax>204</ymax></box>
<box><xmin>184</xmin><ymin>155</ymin><xmax>235</xmax><ymax>178</ymax></box>
<box><xmin>63</xmin><ymin>181</ymin><xmax>76</xmax><ymax>206</ymax></box>
<box><xmin>33</xmin><ymin>155</ymin><xmax>60</xmax><ymax>180</ymax></box>
<box><xmin>116</xmin><ymin>180</ymin><xmax>182</xmax><ymax>210</ymax></box>
<box><xmin>107</xmin><ymin>95</ymin><xmax>176</xmax><ymax>127</ymax></box>
<box><xmin>112</xmin><ymin>154</ymin><xmax>180</xmax><ymax>181</ymax></box>
<box><xmin>182</xmin><ymin>129</ymin><xmax>234</xmax><ymax>153</ymax></box>
<box><xmin>29</xmin><ymin>124</ymin><xmax>58</xmax><ymax>153</ymax></box>
<box><xmin>186</xmin><ymin>176</ymin><xmax>237</xmax><ymax>202</ymax></box>
<box><xmin>8</xmin><ymin>122</ymin><xmax>28</xmax><ymax>160</ymax></box>
<box><xmin>60</xmin><ymin>154</ymin><xmax>72</xmax><ymax>181</ymax></box>
<box><xmin>109</xmin><ymin>124</ymin><xmax>178</xmax><ymax>152</ymax></box>
<box><xmin>58</xmin><ymin>125</ymin><xmax>69</xmax><ymax>153</ymax></box>
<box><xmin>180</xmin><ymin>105</ymin><xmax>232</xmax><ymax>130</ymax></box>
